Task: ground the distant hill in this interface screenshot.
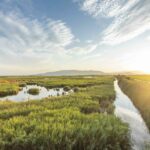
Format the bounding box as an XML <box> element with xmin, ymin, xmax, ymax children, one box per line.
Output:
<box><xmin>34</xmin><ymin>70</ymin><xmax>146</xmax><ymax>76</ymax></box>
<box><xmin>37</xmin><ymin>70</ymin><xmax>105</xmax><ymax>76</ymax></box>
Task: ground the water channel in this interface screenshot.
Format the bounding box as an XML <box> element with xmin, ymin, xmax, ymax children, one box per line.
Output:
<box><xmin>114</xmin><ymin>80</ymin><xmax>150</xmax><ymax>150</ymax></box>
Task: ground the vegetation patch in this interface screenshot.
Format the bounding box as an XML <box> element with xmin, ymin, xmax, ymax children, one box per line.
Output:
<box><xmin>0</xmin><ymin>76</ymin><xmax>114</xmax><ymax>88</ymax></box>
<box><xmin>63</xmin><ymin>86</ymin><xmax>71</xmax><ymax>91</ymax></box>
<box><xmin>73</xmin><ymin>87</ymin><xmax>80</xmax><ymax>92</ymax></box>
<box><xmin>27</xmin><ymin>88</ymin><xmax>40</xmax><ymax>95</ymax></box>
<box><xmin>0</xmin><ymin>108</ymin><xmax>131</xmax><ymax>150</ymax></box>
<box><xmin>0</xmin><ymin>82</ymin><xmax>20</xmax><ymax>97</ymax></box>
<box><xmin>19</xmin><ymin>83</ymin><xmax>27</xmax><ymax>87</ymax></box>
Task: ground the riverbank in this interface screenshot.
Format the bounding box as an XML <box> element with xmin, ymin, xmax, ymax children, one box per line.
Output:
<box><xmin>114</xmin><ymin>79</ymin><xmax>150</xmax><ymax>150</ymax></box>
<box><xmin>117</xmin><ymin>76</ymin><xmax>150</xmax><ymax>131</ymax></box>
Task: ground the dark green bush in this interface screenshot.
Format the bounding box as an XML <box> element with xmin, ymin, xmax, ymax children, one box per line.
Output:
<box><xmin>63</xmin><ymin>86</ymin><xmax>71</xmax><ymax>91</ymax></box>
<box><xmin>27</xmin><ymin>88</ymin><xmax>39</xmax><ymax>95</ymax></box>
<box><xmin>73</xmin><ymin>87</ymin><xmax>79</xmax><ymax>92</ymax></box>
<box><xmin>19</xmin><ymin>83</ymin><xmax>27</xmax><ymax>87</ymax></box>
<box><xmin>80</xmin><ymin>103</ymin><xmax>100</xmax><ymax>114</ymax></box>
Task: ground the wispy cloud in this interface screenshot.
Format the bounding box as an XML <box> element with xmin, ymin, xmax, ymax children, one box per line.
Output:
<box><xmin>0</xmin><ymin>11</ymin><xmax>78</xmax><ymax>74</ymax></box>
<box><xmin>75</xmin><ymin>0</ymin><xmax>150</xmax><ymax>45</ymax></box>
<box><xmin>0</xmin><ymin>12</ymin><xmax>75</xmax><ymax>56</ymax></box>
<box><xmin>68</xmin><ymin>43</ymin><xmax>98</xmax><ymax>55</ymax></box>
<box><xmin>80</xmin><ymin>0</ymin><xmax>140</xmax><ymax>18</ymax></box>
<box><xmin>0</xmin><ymin>8</ymin><xmax>101</xmax><ymax>74</ymax></box>
<box><xmin>48</xmin><ymin>20</ymin><xmax>75</xmax><ymax>47</ymax></box>
<box><xmin>102</xmin><ymin>0</ymin><xmax>150</xmax><ymax>45</ymax></box>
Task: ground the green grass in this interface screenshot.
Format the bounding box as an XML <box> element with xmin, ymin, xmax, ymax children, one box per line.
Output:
<box><xmin>0</xmin><ymin>76</ymin><xmax>131</xmax><ymax>150</ymax></box>
<box><xmin>0</xmin><ymin>76</ymin><xmax>114</xmax><ymax>88</ymax></box>
<box><xmin>0</xmin><ymin>108</ymin><xmax>130</xmax><ymax>150</ymax></box>
<box><xmin>129</xmin><ymin>75</ymin><xmax>150</xmax><ymax>82</ymax></box>
<box><xmin>0</xmin><ymin>82</ymin><xmax>20</xmax><ymax>97</ymax></box>
<box><xmin>118</xmin><ymin>76</ymin><xmax>150</xmax><ymax>130</ymax></box>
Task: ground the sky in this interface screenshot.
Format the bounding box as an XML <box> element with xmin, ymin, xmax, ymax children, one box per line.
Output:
<box><xmin>0</xmin><ymin>0</ymin><xmax>150</xmax><ymax>75</ymax></box>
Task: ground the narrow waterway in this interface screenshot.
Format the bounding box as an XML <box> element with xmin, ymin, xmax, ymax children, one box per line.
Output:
<box><xmin>0</xmin><ymin>85</ymin><xmax>72</xmax><ymax>102</ymax></box>
<box><xmin>114</xmin><ymin>80</ymin><xmax>150</xmax><ymax>150</ymax></box>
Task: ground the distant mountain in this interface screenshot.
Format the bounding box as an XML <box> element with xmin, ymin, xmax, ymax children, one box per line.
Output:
<box><xmin>34</xmin><ymin>70</ymin><xmax>146</xmax><ymax>76</ymax></box>
<box><xmin>37</xmin><ymin>70</ymin><xmax>105</xmax><ymax>76</ymax></box>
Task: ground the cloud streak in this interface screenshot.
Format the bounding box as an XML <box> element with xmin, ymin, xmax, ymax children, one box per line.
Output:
<box><xmin>0</xmin><ymin>11</ymin><xmax>78</xmax><ymax>74</ymax></box>
<box><xmin>0</xmin><ymin>10</ymin><xmax>99</xmax><ymax>74</ymax></box>
<box><xmin>0</xmin><ymin>12</ymin><xmax>75</xmax><ymax>56</ymax></box>
<box><xmin>75</xmin><ymin>0</ymin><xmax>150</xmax><ymax>45</ymax></box>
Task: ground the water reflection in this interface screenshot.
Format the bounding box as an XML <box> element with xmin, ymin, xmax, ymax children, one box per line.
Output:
<box><xmin>114</xmin><ymin>80</ymin><xmax>150</xmax><ymax>150</ymax></box>
<box><xmin>0</xmin><ymin>85</ymin><xmax>71</xmax><ymax>102</ymax></box>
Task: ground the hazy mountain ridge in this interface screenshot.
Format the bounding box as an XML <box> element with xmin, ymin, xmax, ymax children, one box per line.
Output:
<box><xmin>36</xmin><ymin>70</ymin><xmax>145</xmax><ymax>76</ymax></box>
<box><xmin>37</xmin><ymin>70</ymin><xmax>105</xmax><ymax>76</ymax></box>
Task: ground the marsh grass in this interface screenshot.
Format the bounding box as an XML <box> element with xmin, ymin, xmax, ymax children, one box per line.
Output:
<box><xmin>0</xmin><ymin>76</ymin><xmax>131</xmax><ymax>150</ymax></box>
<box><xmin>0</xmin><ymin>82</ymin><xmax>20</xmax><ymax>97</ymax></box>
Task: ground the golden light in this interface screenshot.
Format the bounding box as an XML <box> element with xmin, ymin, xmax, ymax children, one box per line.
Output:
<box><xmin>126</xmin><ymin>51</ymin><xmax>150</xmax><ymax>74</ymax></box>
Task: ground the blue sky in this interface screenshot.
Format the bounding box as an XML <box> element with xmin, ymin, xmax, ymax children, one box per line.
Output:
<box><xmin>0</xmin><ymin>0</ymin><xmax>150</xmax><ymax>75</ymax></box>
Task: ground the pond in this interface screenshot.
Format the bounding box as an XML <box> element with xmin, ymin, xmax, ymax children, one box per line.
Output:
<box><xmin>0</xmin><ymin>85</ymin><xmax>72</xmax><ymax>102</ymax></box>
<box><xmin>114</xmin><ymin>80</ymin><xmax>150</xmax><ymax>150</ymax></box>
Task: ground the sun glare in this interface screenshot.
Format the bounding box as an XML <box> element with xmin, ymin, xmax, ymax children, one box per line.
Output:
<box><xmin>127</xmin><ymin>51</ymin><xmax>150</xmax><ymax>74</ymax></box>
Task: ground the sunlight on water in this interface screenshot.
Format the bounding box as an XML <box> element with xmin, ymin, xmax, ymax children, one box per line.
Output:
<box><xmin>114</xmin><ymin>80</ymin><xmax>150</xmax><ymax>150</ymax></box>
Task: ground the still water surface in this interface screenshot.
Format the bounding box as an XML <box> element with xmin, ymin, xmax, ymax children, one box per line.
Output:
<box><xmin>0</xmin><ymin>85</ymin><xmax>71</xmax><ymax>102</ymax></box>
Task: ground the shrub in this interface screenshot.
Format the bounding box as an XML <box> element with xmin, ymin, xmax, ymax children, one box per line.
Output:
<box><xmin>80</xmin><ymin>103</ymin><xmax>100</xmax><ymax>114</ymax></box>
<box><xmin>63</xmin><ymin>86</ymin><xmax>71</xmax><ymax>91</ymax></box>
<box><xmin>19</xmin><ymin>83</ymin><xmax>27</xmax><ymax>87</ymax></box>
<box><xmin>27</xmin><ymin>88</ymin><xmax>39</xmax><ymax>95</ymax></box>
<box><xmin>73</xmin><ymin>87</ymin><xmax>79</xmax><ymax>92</ymax></box>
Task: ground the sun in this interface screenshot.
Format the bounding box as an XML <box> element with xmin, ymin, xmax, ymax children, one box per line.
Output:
<box><xmin>126</xmin><ymin>51</ymin><xmax>150</xmax><ymax>74</ymax></box>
